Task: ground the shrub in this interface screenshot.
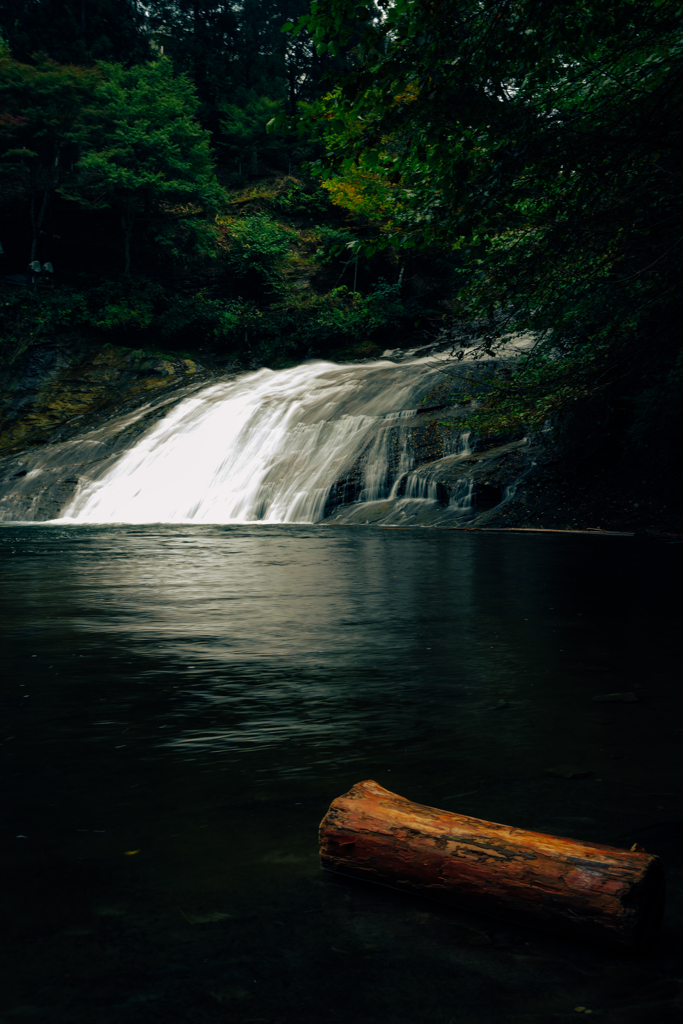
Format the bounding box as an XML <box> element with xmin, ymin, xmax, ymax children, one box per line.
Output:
<box><xmin>223</xmin><ymin>214</ymin><xmax>292</xmax><ymax>287</ymax></box>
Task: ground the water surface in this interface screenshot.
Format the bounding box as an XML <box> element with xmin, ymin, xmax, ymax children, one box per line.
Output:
<box><xmin>1</xmin><ymin>526</ymin><xmax>681</xmax><ymax>1023</ymax></box>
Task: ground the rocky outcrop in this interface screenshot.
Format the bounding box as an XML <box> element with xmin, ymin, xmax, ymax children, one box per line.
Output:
<box><xmin>322</xmin><ymin>432</ymin><xmax>536</xmax><ymax>527</ymax></box>
<box><xmin>0</xmin><ymin>339</ymin><xmax>212</xmax><ymax>453</ymax></box>
<box><xmin>0</xmin><ymin>343</ymin><xmax>537</xmax><ymax>524</ymax></box>
<box><xmin>2</xmin><ymin>340</ymin><xmax>674</xmax><ymax>533</ymax></box>
<box><xmin>0</xmin><ymin>340</ymin><xmax>216</xmax><ymax>520</ymax></box>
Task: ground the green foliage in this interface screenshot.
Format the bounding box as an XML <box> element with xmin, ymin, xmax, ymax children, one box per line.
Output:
<box><xmin>142</xmin><ymin>0</ymin><xmax>333</xmax><ymax>141</ymax></box>
<box><xmin>308</xmin><ymin>225</ymin><xmax>356</xmax><ymax>265</ymax></box>
<box><xmin>0</xmin><ymin>0</ymin><xmax>146</xmax><ymax>66</ymax></box>
<box><xmin>362</xmin><ymin>278</ymin><xmax>403</xmax><ymax>326</ymax></box>
<box><xmin>223</xmin><ymin>214</ymin><xmax>292</xmax><ymax>286</ymax></box>
<box><xmin>153</xmin><ymin>214</ymin><xmax>219</xmax><ymax>264</ymax></box>
<box><xmin>0</xmin><ymin>4</ymin><xmax>419</xmax><ymax>376</ymax></box>
<box><xmin>0</xmin><ymin>288</ymin><xmax>40</xmax><ymax>360</ymax></box>
<box><xmin>297</xmin><ymin>286</ymin><xmax>367</xmax><ymax>347</ymax></box>
<box><xmin>0</xmin><ymin>44</ymin><xmax>98</xmax><ymax>163</ymax></box>
<box><xmin>62</xmin><ymin>57</ymin><xmax>224</xmax><ymax>271</ymax></box>
<box><xmin>210</xmin><ymin>278</ymin><xmax>405</xmax><ymax>358</ymax></box>
<box><xmin>0</xmin><ymin>45</ymin><xmax>224</xmax><ymax>273</ymax></box>
<box><xmin>438</xmin><ymin>353</ymin><xmax>596</xmax><ymax>437</ymax></box>
<box><xmin>294</xmin><ymin>0</ymin><xmax>683</xmax><ymax>434</ymax></box>
<box><xmin>210</xmin><ymin>297</ymin><xmax>287</xmax><ymax>356</ymax></box>
<box><xmin>0</xmin><ymin>248</ymin><xmax>418</xmax><ymax>373</ymax></box>
<box><xmin>220</xmin><ymin>93</ymin><xmax>288</xmax><ymax>173</ymax></box>
<box><xmin>1</xmin><ymin>0</ymin><xmax>352</xmax><ymax>191</ymax></box>
<box><xmin>0</xmin><ymin>44</ymin><xmax>99</xmax><ymax>257</ymax></box>
<box><xmin>287</xmin><ymin>279</ymin><xmax>403</xmax><ymax>350</ymax></box>
<box><xmin>87</xmin><ymin>280</ymin><xmax>167</xmax><ymax>332</ymax></box>
<box><xmin>13</xmin><ymin>278</ymin><xmax>165</xmax><ymax>335</ymax></box>
<box><xmin>269</xmin><ymin>178</ymin><xmax>331</xmax><ymax>216</ymax></box>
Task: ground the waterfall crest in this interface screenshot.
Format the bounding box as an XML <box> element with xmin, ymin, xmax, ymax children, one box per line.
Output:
<box><xmin>60</xmin><ymin>357</ymin><xmax>463</xmax><ymax>525</ymax></box>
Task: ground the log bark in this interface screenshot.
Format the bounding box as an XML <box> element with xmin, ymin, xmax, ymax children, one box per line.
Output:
<box><xmin>319</xmin><ymin>780</ymin><xmax>665</xmax><ymax>949</ymax></box>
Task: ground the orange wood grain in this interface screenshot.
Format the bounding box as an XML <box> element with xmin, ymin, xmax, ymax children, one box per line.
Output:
<box><xmin>319</xmin><ymin>780</ymin><xmax>664</xmax><ymax>948</ymax></box>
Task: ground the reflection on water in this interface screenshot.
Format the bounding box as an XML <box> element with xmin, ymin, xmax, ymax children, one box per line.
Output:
<box><xmin>1</xmin><ymin>525</ymin><xmax>682</xmax><ymax>1023</ymax></box>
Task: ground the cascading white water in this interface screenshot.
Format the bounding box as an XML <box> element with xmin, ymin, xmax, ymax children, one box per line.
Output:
<box><xmin>389</xmin><ymin>430</ymin><xmax>472</xmax><ymax>501</ymax></box>
<box><xmin>357</xmin><ymin>410</ymin><xmax>417</xmax><ymax>502</ymax></box>
<box><xmin>60</xmin><ymin>357</ymin><xmax>461</xmax><ymax>525</ymax></box>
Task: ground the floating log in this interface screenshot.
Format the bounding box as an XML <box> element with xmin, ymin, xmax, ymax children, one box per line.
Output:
<box><xmin>319</xmin><ymin>780</ymin><xmax>665</xmax><ymax>948</ymax></box>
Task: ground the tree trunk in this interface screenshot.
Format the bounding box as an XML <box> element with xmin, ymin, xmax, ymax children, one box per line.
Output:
<box><xmin>319</xmin><ymin>780</ymin><xmax>665</xmax><ymax>949</ymax></box>
<box><xmin>30</xmin><ymin>188</ymin><xmax>49</xmax><ymax>264</ymax></box>
<box><xmin>122</xmin><ymin>205</ymin><xmax>135</xmax><ymax>274</ymax></box>
<box><xmin>288</xmin><ymin>63</ymin><xmax>298</xmax><ymax>115</ymax></box>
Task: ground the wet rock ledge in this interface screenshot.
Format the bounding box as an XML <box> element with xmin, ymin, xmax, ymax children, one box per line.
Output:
<box><xmin>322</xmin><ymin>413</ymin><xmax>536</xmax><ymax>529</ymax></box>
<box><xmin>0</xmin><ymin>339</ymin><xmax>216</xmax><ymax>521</ymax></box>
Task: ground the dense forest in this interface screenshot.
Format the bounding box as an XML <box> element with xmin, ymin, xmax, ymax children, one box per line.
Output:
<box><xmin>1</xmin><ymin>0</ymin><xmax>682</xmax><ymax>486</ymax></box>
<box><xmin>0</xmin><ymin>0</ymin><xmax>441</xmax><ymax>373</ymax></box>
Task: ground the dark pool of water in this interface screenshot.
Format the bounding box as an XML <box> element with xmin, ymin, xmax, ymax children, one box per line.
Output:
<box><xmin>1</xmin><ymin>525</ymin><xmax>682</xmax><ymax>1023</ymax></box>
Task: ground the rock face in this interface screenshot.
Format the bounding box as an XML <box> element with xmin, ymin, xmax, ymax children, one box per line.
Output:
<box><xmin>322</xmin><ymin>406</ymin><xmax>536</xmax><ymax>527</ymax></box>
<box><xmin>0</xmin><ymin>340</ymin><xmax>535</xmax><ymax>524</ymax></box>
<box><xmin>0</xmin><ymin>340</ymin><xmax>209</xmax><ymax>452</ymax></box>
<box><xmin>1</xmin><ymin>341</ymin><xmax>671</xmax><ymax>531</ymax></box>
<box><xmin>0</xmin><ymin>340</ymin><xmax>214</xmax><ymax>521</ymax></box>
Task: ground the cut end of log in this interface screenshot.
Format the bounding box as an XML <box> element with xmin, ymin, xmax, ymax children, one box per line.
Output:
<box><xmin>319</xmin><ymin>780</ymin><xmax>665</xmax><ymax>950</ymax></box>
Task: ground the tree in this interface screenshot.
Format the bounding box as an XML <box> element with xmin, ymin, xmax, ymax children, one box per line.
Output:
<box><xmin>146</xmin><ymin>0</ymin><xmax>331</xmax><ymax>145</ymax></box>
<box><xmin>63</xmin><ymin>57</ymin><xmax>224</xmax><ymax>272</ymax></box>
<box><xmin>291</xmin><ymin>0</ymin><xmax>683</xmax><ymax>429</ymax></box>
<box><xmin>1</xmin><ymin>0</ymin><xmax>338</xmax><ymax>173</ymax></box>
<box><xmin>0</xmin><ymin>0</ymin><xmax>147</xmax><ymax>66</ymax></box>
<box><xmin>0</xmin><ymin>39</ymin><xmax>99</xmax><ymax>262</ymax></box>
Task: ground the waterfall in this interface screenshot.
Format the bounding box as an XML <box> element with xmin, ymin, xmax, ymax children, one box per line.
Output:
<box><xmin>389</xmin><ymin>431</ymin><xmax>472</xmax><ymax>502</ymax></box>
<box><xmin>58</xmin><ymin>357</ymin><xmax>465</xmax><ymax>525</ymax></box>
